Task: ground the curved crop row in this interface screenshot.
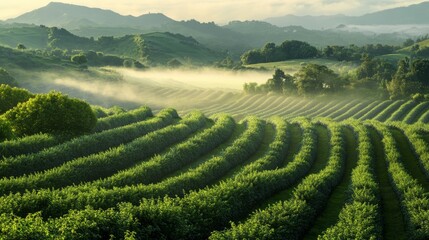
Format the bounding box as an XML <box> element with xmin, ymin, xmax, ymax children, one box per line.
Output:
<box><xmin>210</xmin><ymin>119</ymin><xmax>345</xmax><ymax>240</ymax></box>
<box><xmin>0</xmin><ymin>108</ymin><xmax>178</xmax><ymax>178</ymax></box>
<box><xmin>90</xmin><ymin>113</ymin><xmax>235</xmax><ymax>188</ymax></box>
<box><xmin>0</xmin><ymin>111</ymin><xmax>207</xmax><ymax>195</ymax></box>
<box><xmin>319</xmin><ymin>120</ymin><xmax>381</xmax><ymax>239</ymax></box>
<box><xmin>389</xmin><ymin>122</ymin><xmax>429</xmax><ymax>178</ymax></box>
<box><xmin>370</xmin><ymin>121</ymin><xmax>429</xmax><ymax>240</ymax></box>
<box><xmin>3</xmin><ymin>116</ymin><xmax>318</xmax><ymax>239</ymax></box>
<box><xmin>0</xmin><ymin>107</ymin><xmax>152</xmax><ymax>158</ymax></box>
<box><xmin>237</xmin><ymin>116</ymin><xmax>290</xmax><ymax>175</ymax></box>
<box><xmin>0</xmin><ymin>116</ymin><xmax>264</xmax><ymax>218</ymax></box>
<box><xmin>0</xmin><ymin>134</ymin><xmax>70</xmax><ymax>159</ymax></box>
<box><xmin>92</xmin><ymin>106</ymin><xmax>153</xmax><ymax>132</ymax></box>
<box><xmin>387</xmin><ymin>100</ymin><xmax>417</xmax><ymax>122</ymax></box>
<box><xmin>403</xmin><ymin>102</ymin><xmax>429</xmax><ymax>124</ymax></box>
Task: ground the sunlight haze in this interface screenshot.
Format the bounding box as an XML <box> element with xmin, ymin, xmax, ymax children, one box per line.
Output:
<box><xmin>0</xmin><ymin>0</ymin><xmax>425</xmax><ymax>23</ymax></box>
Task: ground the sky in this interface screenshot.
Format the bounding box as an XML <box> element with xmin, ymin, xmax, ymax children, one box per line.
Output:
<box><xmin>0</xmin><ymin>0</ymin><xmax>425</xmax><ymax>23</ymax></box>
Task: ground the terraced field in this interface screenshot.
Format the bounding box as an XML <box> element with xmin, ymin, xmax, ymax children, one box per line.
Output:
<box><xmin>0</xmin><ymin>102</ymin><xmax>428</xmax><ymax>239</ymax></box>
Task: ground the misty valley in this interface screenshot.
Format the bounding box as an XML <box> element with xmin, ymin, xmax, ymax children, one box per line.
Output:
<box><xmin>0</xmin><ymin>1</ymin><xmax>429</xmax><ymax>240</ymax></box>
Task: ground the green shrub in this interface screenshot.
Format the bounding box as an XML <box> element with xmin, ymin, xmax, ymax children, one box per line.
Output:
<box><xmin>4</xmin><ymin>91</ymin><xmax>97</xmax><ymax>136</ymax></box>
<box><xmin>0</xmin><ymin>84</ymin><xmax>33</xmax><ymax>114</ymax></box>
<box><xmin>0</xmin><ymin>118</ymin><xmax>13</xmax><ymax>141</ymax></box>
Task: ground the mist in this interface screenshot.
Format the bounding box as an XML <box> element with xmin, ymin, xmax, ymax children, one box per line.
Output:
<box><xmin>115</xmin><ymin>67</ymin><xmax>271</xmax><ymax>90</ymax></box>
<box><xmin>18</xmin><ymin>67</ymin><xmax>271</xmax><ymax>111</ymax></box>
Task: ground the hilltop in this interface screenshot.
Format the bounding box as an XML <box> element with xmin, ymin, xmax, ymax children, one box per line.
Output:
<box><xmin>0</xmin><ymin>25</ymin><xmax>224</xmax><ymax>65</ymax></box>
<box><xmin>6</xmin><ymin>2</ymin><xmax>426</xmax><ymax>55</ymax></box>
<box><xmin>265</xmin><ymin>1</ymin><xmax>429</xmax><ymax>29</ymax></box>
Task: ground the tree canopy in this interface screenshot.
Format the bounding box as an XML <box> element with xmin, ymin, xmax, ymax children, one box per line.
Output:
<box><xmin>0</xmin><ymin>84</ymin><xmax>34</xmax><ymax>114</ymax></box>
<box><xmin>4</xmin><ymin>91</ymin><xmax>97</xmax><ymax>136</ymax></box>
<box><xmin>241</xmin><ymin>40</ymin><xmax>318</xmax><ymax>64</ymax></box>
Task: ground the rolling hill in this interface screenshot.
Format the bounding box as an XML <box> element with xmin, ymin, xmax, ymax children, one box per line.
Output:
<box><xmin>6</xmin><ymin>1</ymin><xmax>424</xmax><ymax>56</ymax></box>
<box><xmin>265</xmin><ymin>1</ymin><xmax>429</xmax><ymax>29</ymax></box>
<box><xmin>8</xmin><ymin>2</ymin><xmax>174</xmax><ymax>28</ymax></box>
<box><xmin>0</xmin><ymin>26</ymin><xmax>224</xmax><ymax>65</ymax></box>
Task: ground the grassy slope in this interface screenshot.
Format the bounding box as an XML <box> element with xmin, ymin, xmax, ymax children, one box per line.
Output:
<box><xmin>100</xmin><ymin>32</ymin><xmax>223</xmax><ymax>64</ymax></box>
<box><xmin>379</xmin><ymin>39</ymin><xmax>429</xmax><ymax>61</ymax></box>
<box><xmin>0</xmin><ymin>25</ymin><xmax>224</xmax><ymax>65</ymax></box>
<box><xmin>0</xmin><ymin>26</ymin><xmax>49</xmax><ymax>49</ymax></box>
<box><xmin>245</xmin><ymin>58</ymin><xmax>357</xmax><ymax>74</ymax></box>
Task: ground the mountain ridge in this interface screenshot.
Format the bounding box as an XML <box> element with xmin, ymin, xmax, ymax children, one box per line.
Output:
<box><xmin>264</xmin><ymin>1</ymin><xmax>429</xmax><ymax>29</ymax></box>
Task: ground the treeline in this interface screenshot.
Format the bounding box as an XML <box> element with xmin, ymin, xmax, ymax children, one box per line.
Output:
<box><xmin>241</xmin><ymin>40</ymin><xmax>318</xmax><ymax>64</ymax></box>
<box><xmin>241</xmin><ymin>40</ymin><xmax>398</xmax><ymax>64</ymax></box>
<box><xmin>24</xmin><ymin>47</ymin><xmax>145</xmax><ymax>69</ymax></box>
<box><xmin>245</xmin><ymin>56</ymin><xmax>429</xmax><ymax>100</ymax></box>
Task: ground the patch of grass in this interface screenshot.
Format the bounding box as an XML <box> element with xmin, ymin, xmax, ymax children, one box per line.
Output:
<box><xmin>245</xmin><ymin>58</ymin><xmax>358</xmax><ymax>74</ymax></box>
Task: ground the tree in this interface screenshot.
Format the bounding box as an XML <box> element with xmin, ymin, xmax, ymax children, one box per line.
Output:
<box><xmin>4</xmin><ymin>91</ymin><xmax>97</xmax><ymax>136</ymax></box>
<box><xmin>294</xmin><ymin>64</ymin><xmax>338</xmax><ymax>95</ymax></box>
<box><xmin>410</xmin><ymin>59</ymin><xmax>429</xmax><ymax>86</ymax></box>
<box><xmin>71</xmin><ymin>54</ymin><xmax>88</xmax><ymax>65</ymax></box>
<box><xmin>403</xmin><ymin>38</ymin><xmax>415</xmax><ymax>47</ymax></box>
<box><xmin>0</xmin><ymin>84</ymin><xmax>33</xmax><ymax>114</ymax></box>
<box><xmin>241</xmin><ymin>50</ymin><xmax>264</xmax><ymax>65</ymax></box>
<box><xmin>0</xmin><ymin>68</ymin><xmax>18</xmax><ymax>87</ymax></box>
<box><xmin>16</xmin><ymin>44</ymin><xmax>26</xmax><ymax>50</ymax></box>
<box><xmin>266</xmin><ymin>69</ymin><xmax>286</xmax><ymax>93</ymax></box>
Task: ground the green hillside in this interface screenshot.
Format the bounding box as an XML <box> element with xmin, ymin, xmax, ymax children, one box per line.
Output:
<box><xmin>0</xmin><ymin>45</ymin><xmax>76</xmax><ymax>69</ymax></box>
<box><xmin>0</xmin><ymin>25</ymin><xmax>49</xmax><ymax>49</ymax></box>
<box><xmin>398</xmin><ymin>39</ymin><xmax>429</xmax><ymax>54</ymax></box>
<box><xmin>97</xmin><ymin>32</ymin><xmax>224</xmax><ymax>64</ymax></box>
<box><xmin>0</xmin><ymin>25</ymin><xmax>224</xmax><ymax>65</ymax></box>
<box><xmin>244</xmin><ymin>58</ymin><xmax>357</xmax><ymax>74</ymax></box>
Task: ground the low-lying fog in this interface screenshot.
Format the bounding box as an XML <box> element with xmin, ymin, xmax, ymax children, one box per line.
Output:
<box><xmin>336</xmin><ymin>24</ymin><xmax>429</xmax><ymax>36</ymax></box>
<box><xmin>115</xmin><ymin>67</ymin><xmax>271</xmax><ymax>90</ymax></box>
<box><xmin>19</xmin><ymin>67</ymin><xmax>272</xmax><ymax>110</ymax></box>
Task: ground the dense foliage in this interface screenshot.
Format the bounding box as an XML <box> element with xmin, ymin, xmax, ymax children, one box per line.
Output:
<box><xmin>241</xmin><ymin>40</ymin><xmax>318</xmax><ymax>64</ymax></box>
<box><xmin>0</xmin><ymin>102</ymin><xmax>427</xmax><ymax>239</ymax></box>
<box><xmin>0</xmin><ymin>84</ymin><xmax>34</xmax><ymax>114</ymax></box>
<box><xmin>4</xmin><ymin>91</ymin><xmax>97</xmax><ymax>136</ymax></box>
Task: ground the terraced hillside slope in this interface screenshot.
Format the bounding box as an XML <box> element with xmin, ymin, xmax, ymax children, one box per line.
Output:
<box><xmin>0</xmin><ymin>105</ymin><xmax>428</xmax><ymax>239</ymax></box>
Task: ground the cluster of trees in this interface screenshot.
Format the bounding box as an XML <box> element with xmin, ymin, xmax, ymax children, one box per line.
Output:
<box><xmin>19</xmin><ymin>47</ymin><xmax>144</xmax><ymax>69</ymax></box>
<box><xmin>0</xmin><ymin>85</ymin><xmax>96</xmax><ymax>141</ymax></box>
<box><xmin>387</xmin><ymin>58</ymin><xmax>429</xmax><ymax>99</ymax></box>
<box><xmin>322</xmin><ymin>44</ymin><xmax>397</xmax><ymax>61</ymax></box>
<box><xmin>241</xmin><ymin>40</ymin><xmax>398</xmax><ymax>65</ymax></box>
<box><xmin>241</xmin><ymin>40</ymin><xmax>318</xmax><ymax>64</ymax></box>
<box><xmin>403</xmin><ymin>35</ymin><xmax>429</xmax><ymax>47</ymax></box>
<box><xmin>245</xmin><ymin>56</ymin><xmax>429</xmax><ymax>99</ymax></box>
<box><xmin>244</xmin><ymin>64</ymin><xmax>346</xmax><ymax>96</ymax></box>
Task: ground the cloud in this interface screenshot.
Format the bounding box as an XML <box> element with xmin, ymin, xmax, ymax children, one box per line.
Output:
<box><xmin>0</xmin><ymin>0</ymin><xmax>425</xmax><ymax>23</ymax></box>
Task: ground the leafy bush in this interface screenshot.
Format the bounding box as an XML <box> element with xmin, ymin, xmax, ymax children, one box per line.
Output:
<box><xmin>0</xmin><ymin>84</ymin><xmax>33</xmax><ymax>114</ymax></box>
<box><xmin>4</xmin><ymin>91</ymin><xmax>97</xmax><ymax>136</ymax></box>
<box><xmin>0</xmin><ymin>118</ymin><xmax>13</xmax><ymax>141</ymax></box>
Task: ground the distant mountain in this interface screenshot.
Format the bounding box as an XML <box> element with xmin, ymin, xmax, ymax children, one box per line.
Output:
<box><xmin>7</xmin><ymin>2</ymin><xmax>249</xmax><ymax>55</ymax></box>
<box><xmin>5</xmin><ymin>1</ymin><xmax>425</xmax><ymax>56</ymax></box>
<box><xmin>224</xmin><ymin>21</ymin><xmax>407</xmax><ymax>47</ymax></box>
<box><xmin>8</xmin><ymin>2</ymin><xmax>174</xmax><ymax>28</ymax></box>
<box><xmin>265</xmin><ymin>1</ymin><xmax>429</xmax><ymax>29</ymax></box>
